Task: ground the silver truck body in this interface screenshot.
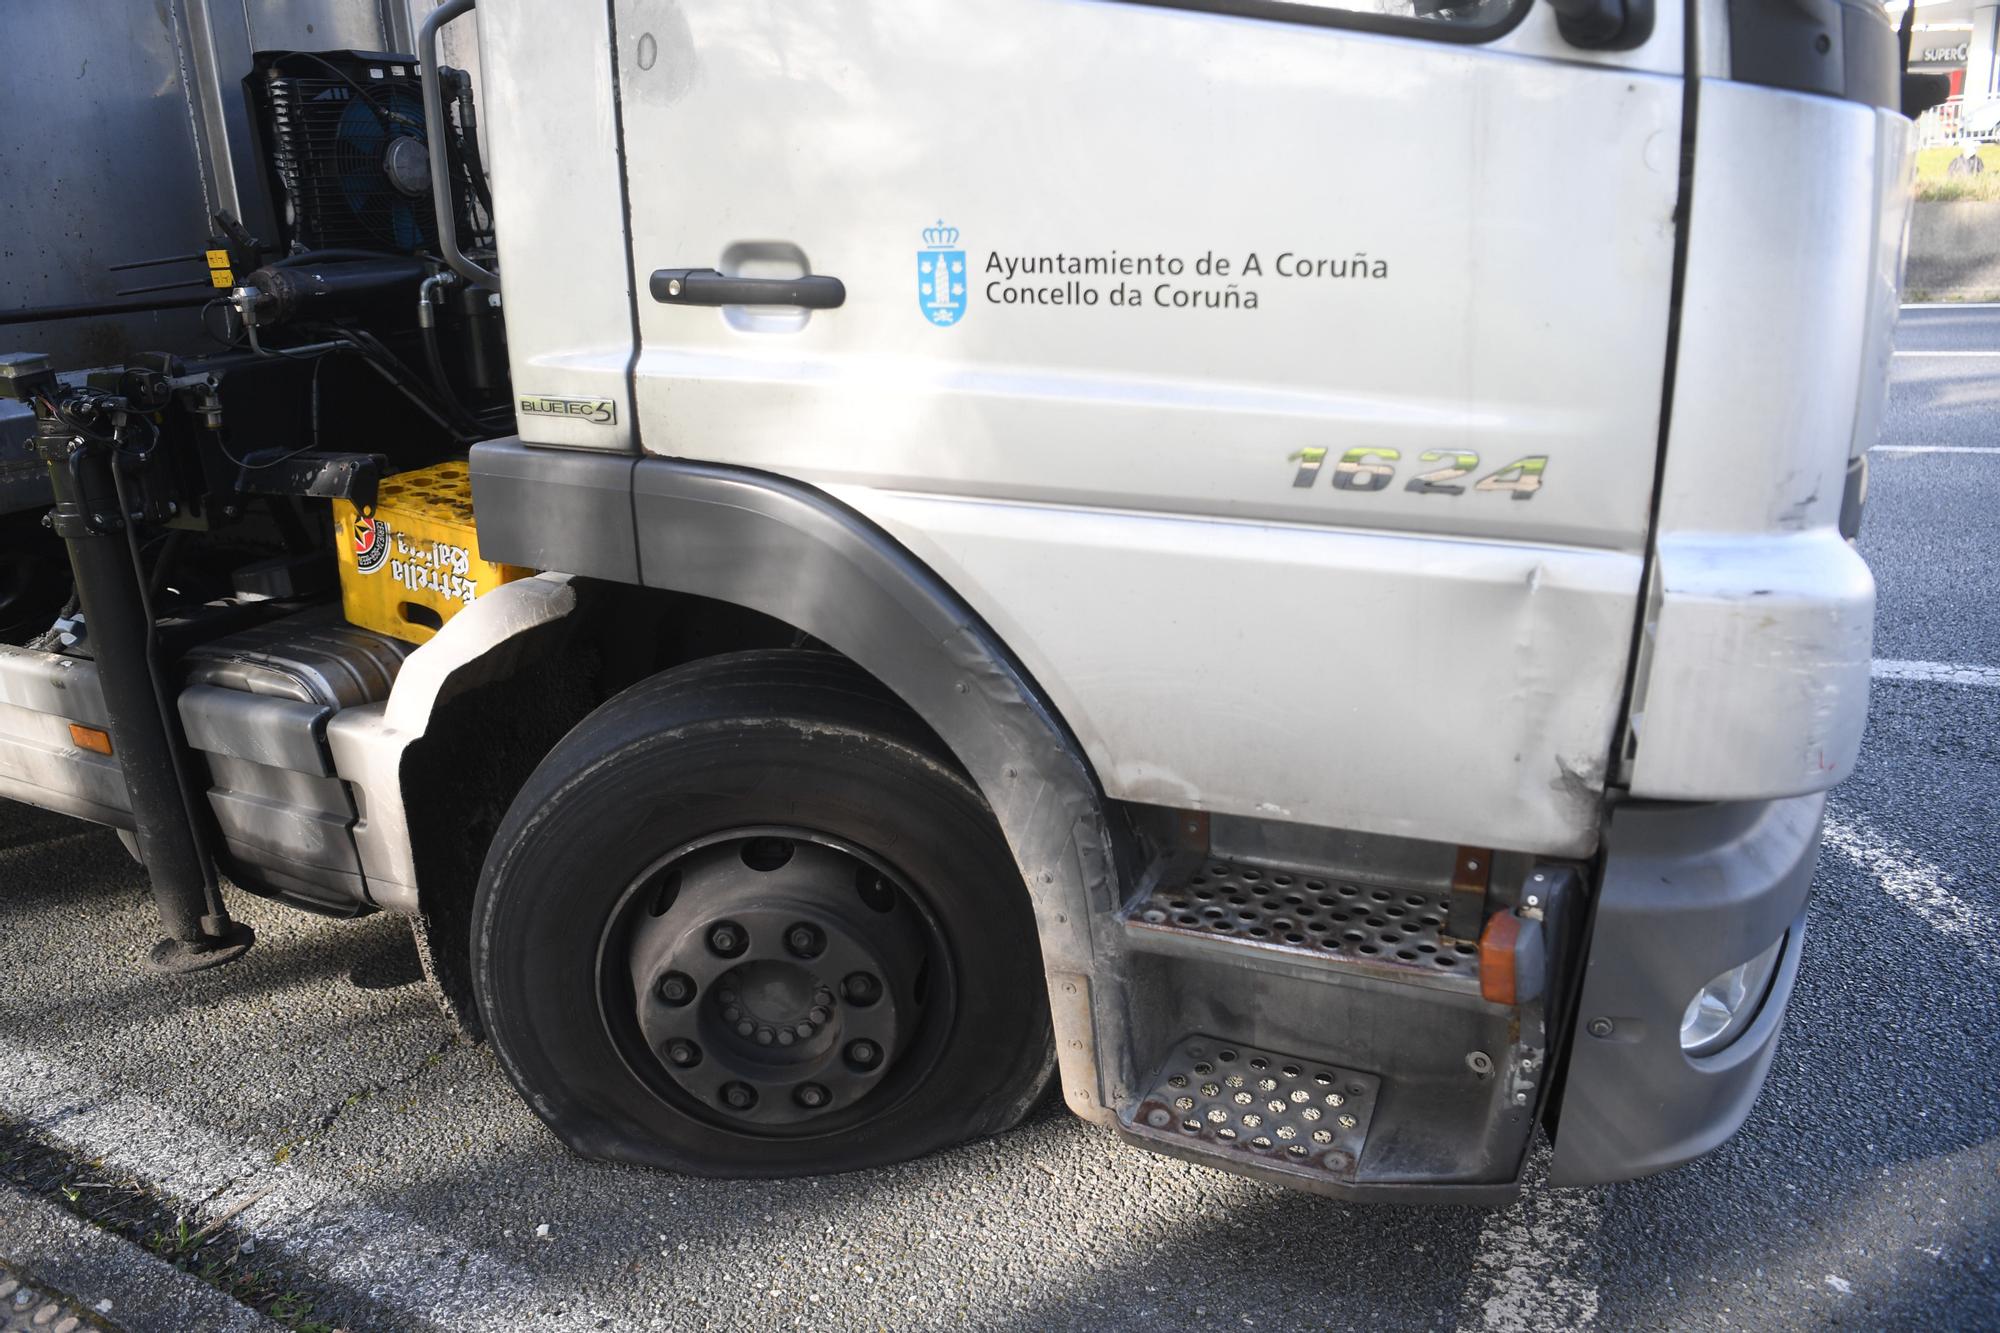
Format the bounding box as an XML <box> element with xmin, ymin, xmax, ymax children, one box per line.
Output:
<box><xmin>0</xmin><ymin>0</ymin><xmax>1911</xmax><ymax>1199</ymax></box>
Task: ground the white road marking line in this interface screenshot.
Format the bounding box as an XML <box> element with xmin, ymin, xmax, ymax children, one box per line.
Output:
<box><xmin>0</xmin><ymin>1037</ymin><xmax>602</xmax><ymax>1333</ymax></box>
<box><xmin>1901</xmin><ymin>301</ymin><xmax>2000</xmax><ymax>309</ymax></box>
<box><xmin>1891</xmin><ymin>350</ymin><xmax>2000</xmax><ymax>357</ymax></box>
<box><xmin>1822</xmin><ymin>813</ymin><xmax>2000</xmax><ymax>968</ymax></box>
<box><xmin>1871</xmin><ymin>445</ymin><xmax>2000</xmax><ymax>455</ymax></box>
<box><xmin>1873</xmin><ymin>659</ymin><xmax>2000</xmax><ymax>688</ymax></box>
<box><xmin>1459</xmin><ymin>1140</ymin><xmax>1601</xmax><ymax>1333</ymax></box>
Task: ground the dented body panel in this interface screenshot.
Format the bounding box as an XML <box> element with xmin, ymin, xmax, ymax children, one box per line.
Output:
<box><xmin>838</xmin><ymin>486</ymin><xmax>1640</xmax><ymax>856</ymax></box>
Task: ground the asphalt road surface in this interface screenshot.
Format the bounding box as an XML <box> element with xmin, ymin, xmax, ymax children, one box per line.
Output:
<box><xmin>0</xmin><ymin>306</ymin><xmax>1995</xmax><ymax>1332</ymax></box>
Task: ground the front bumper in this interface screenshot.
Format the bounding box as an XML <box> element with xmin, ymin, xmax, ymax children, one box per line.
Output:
<box><xmin>1549</xmin><ymin>794</ymin><xmax>1821</xmax><ymax>1186</ymax></box>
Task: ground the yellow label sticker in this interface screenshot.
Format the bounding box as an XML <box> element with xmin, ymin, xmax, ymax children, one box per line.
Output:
<box><xmin>208</xmin><ymin>268</ymin><xmax>234</xmax><ymax>288</ymax></box>
<box><xmin>204</xmin><ymin>249</ymin><xmax>230</xmax><ymax>268</ymax></box>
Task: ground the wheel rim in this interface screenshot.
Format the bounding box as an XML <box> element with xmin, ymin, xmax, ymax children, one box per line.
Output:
<box><xmin>600</xmin><ymin>827</ymin><xmax>953</xmax><ymax>1135</ymax></box>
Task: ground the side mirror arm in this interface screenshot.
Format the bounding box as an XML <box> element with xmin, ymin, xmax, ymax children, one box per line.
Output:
<box><xmin>1546</xmin><ymin>0</ymin><xmax>1655</xmax><ymax>52</ymax></box>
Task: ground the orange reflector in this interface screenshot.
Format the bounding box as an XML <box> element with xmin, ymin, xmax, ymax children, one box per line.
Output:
<box><xmin>1479</xmin><ymin>910</ymin><xmax>1520</xmax><ymax>1006</ymax></box>
<box><xmin>68</xmin><ymin>723</ymin><xmax>113</xmax><ymax>756</ymax></box>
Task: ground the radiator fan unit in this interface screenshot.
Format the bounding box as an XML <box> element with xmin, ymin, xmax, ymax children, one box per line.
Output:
<box><xmin>249</xmin><ymin>50</ymin><xmax>481</xmax><ymax>255</ymax></box>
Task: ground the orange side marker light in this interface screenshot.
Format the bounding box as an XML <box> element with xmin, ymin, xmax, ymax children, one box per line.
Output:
<box><xmin>68</xmin><ymin>723</ymin><xmax>113</xmax><ymax>756</ymax></box>
<box><xmin>1479</xmin><ymin>909</ymin><xmax>1521</xmax><ymax>1006</ymax></box>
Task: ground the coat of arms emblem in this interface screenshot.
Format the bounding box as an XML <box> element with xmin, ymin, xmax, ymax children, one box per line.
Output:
<box><xmin>917</xmin><ymin>221</ymin><xmax>966</xmax><ymax>326</ymax></box>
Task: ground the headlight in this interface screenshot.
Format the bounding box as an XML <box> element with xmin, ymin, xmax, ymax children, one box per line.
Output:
<box><xmin>1679</xmin><ymin>933</ymin><xmax>1787</xmax><ymax>1057</ymax></box>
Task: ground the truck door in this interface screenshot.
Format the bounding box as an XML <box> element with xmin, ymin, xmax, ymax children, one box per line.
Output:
<box><xmin>609</xmin><ymin>0</ymin><xmax>1683</xmax><ymax>858</ymax></box>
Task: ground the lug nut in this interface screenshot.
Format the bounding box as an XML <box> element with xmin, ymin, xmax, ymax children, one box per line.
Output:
<box><xmin>657</xmin><ymin>972</ymin><xmax>695</xmax><ymax>1006</ymax></box>
<box><xmin>847</xmin><ymin>1039</ymin><xmax>881</xmax><ymax>1070</ymax></box>
<box><xmin>843</xmin><ymin>972</ymin><xmax>881</xmax><ymax>1006</ymax></box>
<box><xmin>665</xmin><ymin>1040</ymin><xmax>701</xmax><ymax>1068</ymax></box>
<box><xmin>756</xmin><ymin>1026</ymin><xmax>775</xmax><ymax>1045</ymax></box>
<box><xmin>737</xmin><ymin>1020</ymin><xmax>755</xmax><ymax>1037</ymax></box>
<box><xmin>808</xmin><ymin>1006</ymin><xmax>830</xmax><ymax>1025</ymax></box>
<box><xmin>795</xmin><ymin>1083</ymin><xmax>829</xmax><ymax>1109</ymax></box>
<box><xmin>720</xmin><ymin>1082</ymin><xmax>756</xmax><ymax>1110</ymax></box>
<box><xmin>708</xmin><ymin>922</ymin><xmax>746</xmax><ymax>957</ymax></box>
<box><xmin>786</xmin><ymin>923</ymin><xmax>826</xmax><ymax>959</ymax></box>
<box><xmin>724</xmin><ymin>1005</ymin><xmax>743</xmax><ymax>1022</ymax></box>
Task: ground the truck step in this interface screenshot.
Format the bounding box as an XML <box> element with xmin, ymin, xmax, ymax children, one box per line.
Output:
<box><xmin>1119</xmin><ymin>1036</ymin><xmax>1380</xmax><ymax>1183</ymax></box>
<box><xmin>1121</xmin><ymin>857</ymin><xmax>1481</xmax><ymax>995</ymax></box>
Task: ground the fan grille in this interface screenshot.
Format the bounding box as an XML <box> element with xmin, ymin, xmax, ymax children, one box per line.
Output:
<box><xmin>265</xmin><ymin>67</ymin><xmax>455</xmax><ymax>252</ymax></box>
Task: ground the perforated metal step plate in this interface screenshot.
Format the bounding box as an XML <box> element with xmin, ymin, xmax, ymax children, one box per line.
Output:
<box><xmin>1121</xmin><ymin>1036</ymin><xmax>1380</xmax><ymax>1182</ymax></box>
<box><xmin>1123</xmin><ymin>858</ymin><xmax>1482</xmax><ymax>995</ymax></box>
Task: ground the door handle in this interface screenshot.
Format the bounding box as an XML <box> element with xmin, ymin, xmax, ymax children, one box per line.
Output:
<box><xmin>649</xmin><ymin>268</ymin><xmax>846</xmax><ymax>309</ymax></box>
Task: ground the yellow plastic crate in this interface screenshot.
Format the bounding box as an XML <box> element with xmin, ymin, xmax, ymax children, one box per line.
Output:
<box><xmin>332</xmin><ymin>460</ymin><xmax>533</xmax><ymax>645</ymax></box>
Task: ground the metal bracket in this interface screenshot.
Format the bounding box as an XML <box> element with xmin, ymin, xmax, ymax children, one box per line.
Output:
<box><xmin>1445</xmin><ymin>845</ymin><xmax>1491</xmax><ymax>943</ymax></box>
<box><xmin>234</xmin><ymin>451</ymin><xmax>384</xmax><ymax>511</ymax></box>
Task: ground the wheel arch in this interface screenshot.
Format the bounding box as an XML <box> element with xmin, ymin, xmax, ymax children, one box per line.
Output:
<box><xmin>466</xmin><ymin>439</ymin><xmax>1129</xmax><ymax>1123</ymax></box>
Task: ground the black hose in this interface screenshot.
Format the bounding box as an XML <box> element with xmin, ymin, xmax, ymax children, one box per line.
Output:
<box><xmin>115</xmin><ymin>277</ymin><xmax>215</xmax><ymax>298</ymax></box>
<box><xmin>419</xmin><ymin>315</ymin><xmax>484</xmax><ymax>428</ymax></box>
<box><xmin>296</xmin><ymin>324</ymin><xmax>478</xmax><ymax>440</ymax></box>
<box><xmin>269</xmin><ymin>247</ymin><xmax>410</xmax><ymax>268</ymax></box>
<box><xmin>108</xmin><ymin>252</ymin><xmax>206</xmax><ymax>274</ymax></box>
<box><xmin>453</xmin><ymin>74</ymin><xmax>495</xmax><ymax>226</ymax></box>
<box><xmin>25</xmin><ymin>586</ymin><xmax>83</xmax><ymax>652</ymax></box>
<box><xmin>0</xmin><ymin>292</ymin><xmax>213</xmax><ymax>327</ymax></box>
<box><xmin>339</xmin><ymin>324</ymin><xmax>483</xmax><ymax>435</ymax></box>
<box><xmin>346</xmin><ymin>349</ymin><xmax>464</xmax><ymax>439</ymax></box>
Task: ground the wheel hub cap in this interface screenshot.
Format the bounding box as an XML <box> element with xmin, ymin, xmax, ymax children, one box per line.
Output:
<box><xmin>619</xmin><ymin>832</ymin><xmax>933</xmax><ymax>1130</ymax></box>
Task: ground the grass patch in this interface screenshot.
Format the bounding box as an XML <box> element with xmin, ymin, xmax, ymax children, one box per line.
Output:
<box><xmin>1917</xmin><ymin>174</ymin><xmax>2000</xmax><ymax>202</ymax></box>
<box><xmin>1914</xmin><ymin>144</ymin><xmax>2000</xmax><ymax>201</ymax></box>
<box><xmin>0</xmin><ymin>1117</ymin><xmax>356</xmax><ymax>1333</ymax></box>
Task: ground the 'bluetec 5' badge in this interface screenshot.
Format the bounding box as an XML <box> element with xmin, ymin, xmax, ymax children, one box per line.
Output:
<box><xmin>918</xmin><ymin>221</ymin><xmax>966</xmax><ymax>326</ymax></box>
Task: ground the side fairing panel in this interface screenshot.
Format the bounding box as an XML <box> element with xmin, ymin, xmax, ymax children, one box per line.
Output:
<box><xmin>1626</xmin><ymin>87</ymin><xmax>1907</xmax><ymax>800</ymax></box>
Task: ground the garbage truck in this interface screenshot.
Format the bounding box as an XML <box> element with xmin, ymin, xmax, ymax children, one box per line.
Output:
<box><xmin>0</xmin><ymin>0</ymin><xmax>1918</xmax><ymax>1200</ymax></box>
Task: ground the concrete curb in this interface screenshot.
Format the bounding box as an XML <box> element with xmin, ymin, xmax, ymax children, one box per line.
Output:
<box><xmin>0</xmin><ymin>1182</ymin><xmax>279</xmax><ymax>1333</ymax></box>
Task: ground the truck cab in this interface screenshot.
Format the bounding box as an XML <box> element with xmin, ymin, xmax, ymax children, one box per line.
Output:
<box><xmin>0</xmin><ymin>0</ymin><xmax>1913</xmax><ymax>1200</ymax></box>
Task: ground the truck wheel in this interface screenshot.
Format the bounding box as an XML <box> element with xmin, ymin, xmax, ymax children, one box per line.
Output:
<box><xmin>470</xmin><ymin>650</ymin><xmax>1055</xmax><ymax>1175</ymax></box>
